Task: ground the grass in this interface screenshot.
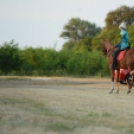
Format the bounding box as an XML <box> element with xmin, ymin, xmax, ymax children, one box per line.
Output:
<box><xmin>88</xmin><ymin>112</ymin><xmax>99</xmax><ymax>117</ymax></box>
<box><xmin>46</xmin><ymin>123</ymin><xmax>76</xmax><ymax>132</ymax></box>
<box><xmin>0</xmin><ymin>95</ymin><xmax>129</xmax><ymax>134</ymax></box>
<box><xmin>0</xmin><ymin>77</ymin><xmax>134</xmax><ymax>134</ymax></box>
<box><xmin>102</xmin><ymin>112</ymin><xmax>113</xmax><ymax>117</ymax></box>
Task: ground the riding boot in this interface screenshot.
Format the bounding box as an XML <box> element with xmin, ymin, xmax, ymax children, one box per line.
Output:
<box><xmin>112</xmin><ymin>48</ymin><xmax>120</xmax><ymax>69</ymax></box>
<box><xmin>112</xmin><ymin>57</ymin><xmax>118</xmax><ymax>69</ymax></box>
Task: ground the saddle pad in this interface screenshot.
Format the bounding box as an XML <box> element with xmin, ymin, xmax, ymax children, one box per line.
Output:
<box><xmin>117</xmin><ymin>50</ymin><xmax>127</xmax><ymax>61</ymax></box>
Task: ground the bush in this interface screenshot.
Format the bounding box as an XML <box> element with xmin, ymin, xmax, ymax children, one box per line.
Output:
<box><xmin>0</xmin><ymin>41</ymin><xmax>109</xmax><ymax>77</ymax></box>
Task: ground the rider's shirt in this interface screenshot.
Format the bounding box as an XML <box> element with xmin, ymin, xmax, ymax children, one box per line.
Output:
<box><xmin>120</xmin><ymin>29</ymin><xmax>129</xmax><ymax>50</ymax></box>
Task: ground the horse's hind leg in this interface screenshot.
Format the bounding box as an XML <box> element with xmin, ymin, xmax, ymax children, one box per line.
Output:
<box><xmin>127</xmin><ymin>71</ymin><xmax>134</xmax><ymax>94</ymax></box>
<box><xmin>126</xmin><ymin>68</ymin><xmax>134</xmax><ymax>94</ymax></box>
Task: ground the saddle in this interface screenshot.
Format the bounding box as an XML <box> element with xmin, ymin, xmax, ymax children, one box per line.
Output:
<box><xmin>117</xmin><ymin>50</ymin><xmax>127</xmax><ymax>61</ymax></box>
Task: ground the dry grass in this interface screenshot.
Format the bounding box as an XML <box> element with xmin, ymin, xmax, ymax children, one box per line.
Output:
<box><xmin>0</xmin><ymin>76</ymin><xmax>134</xmax><ymax>134</ymax></box>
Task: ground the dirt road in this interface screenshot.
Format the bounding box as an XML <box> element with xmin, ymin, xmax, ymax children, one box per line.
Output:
<box><xmin>0</xmin><ymin>76</ymin><xmax>134</xmax><ymax>134</ymax></box>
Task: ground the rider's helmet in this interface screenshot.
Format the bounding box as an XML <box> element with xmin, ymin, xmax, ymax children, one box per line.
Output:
<box><xmin>119</xmin><ymin>22</ymin><xmax>127</xmax><ymax>29</ymax></box>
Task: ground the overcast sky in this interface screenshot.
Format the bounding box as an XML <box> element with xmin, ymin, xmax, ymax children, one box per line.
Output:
<box><xmin>0</xmin><ymin>0</ymin><xmax>134</xmax><ymax>50</ymax></box>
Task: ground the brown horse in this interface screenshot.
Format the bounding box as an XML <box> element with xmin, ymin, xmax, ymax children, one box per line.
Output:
<box><xmin>102</xmin><ymin>40</ymin><xmax>134</xmax><ymax>94</ymax></box>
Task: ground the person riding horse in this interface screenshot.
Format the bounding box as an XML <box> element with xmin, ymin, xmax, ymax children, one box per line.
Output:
<box><xmin>112</xmin><ymin>22</ymin><xmax>130</xmax><ymax>69</ymax></box>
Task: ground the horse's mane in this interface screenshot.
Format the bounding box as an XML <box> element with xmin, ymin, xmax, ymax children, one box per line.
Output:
<box><xmin>103</xmin><ymin>40</ymin><xmax>115</xmax><ymax>51</ymax></box>
<box><xmin>104</xmin><ymin>40</ymin><xmax>114</xmax><ymax>46</ymax></box>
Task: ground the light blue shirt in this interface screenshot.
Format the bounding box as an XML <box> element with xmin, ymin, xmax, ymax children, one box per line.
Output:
<box><xmin>120</xmin><ymin>29</ymin><xmax>129</xmax><ymax>50</ymax></box>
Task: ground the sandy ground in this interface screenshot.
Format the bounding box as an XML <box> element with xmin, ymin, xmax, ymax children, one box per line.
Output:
<box><xmin>0</xmin><ymin>76</ymin><xmax>134</xmax><ymax>134</ymax></box>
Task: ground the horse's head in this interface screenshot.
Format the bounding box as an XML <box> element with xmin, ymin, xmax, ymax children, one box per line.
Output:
<box><xmin>101</xmin><ymin>41</ymin><xmax>108</xmax><ymax>56</ymax></box>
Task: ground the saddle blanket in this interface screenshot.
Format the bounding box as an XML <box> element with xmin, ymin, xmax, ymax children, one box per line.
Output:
<box><xmin>117</xmin><ymin>50</ymin><xmax>127</xmax><ymax>61</ymax></box>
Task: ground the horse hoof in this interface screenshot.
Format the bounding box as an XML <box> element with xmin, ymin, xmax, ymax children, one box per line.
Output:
<box><xmin>128</xmin><ymin>84</ymin><xmax>133</xmax><ymax>89</ymax></box>
<box><xmin>115</xmin><ymin>91</ymin><xmax>119</xmax><ymax>94</ymax></box>
<box><xmin>127</xmin><ymin>90</ymin><xmax>131</xmax><ymax>94</ymax></box>
<box><xmin>109</xmin><ymin>89</ymin><xmax>114</xmax><ymax>94</ymax></box>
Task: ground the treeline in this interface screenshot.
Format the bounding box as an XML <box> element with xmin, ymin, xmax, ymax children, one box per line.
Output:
<box><xmin>1</xmin><ymin>5</ymin><xmax>134</xmax><ymax>77</ymax></box>
<box><xmin>0</xmin><ymin>40</ymin><xmax>109</xmax><ymax>77</ymax></box>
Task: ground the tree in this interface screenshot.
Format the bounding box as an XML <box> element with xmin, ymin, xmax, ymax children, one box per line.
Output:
<box><xmin>60</xmin><ymin>18</ymin><xmax>101</xmax><ymax>42</ymax></box>
<box><xmin>62</xmin><ymin>37</ymin><xmax>93</xmax><ymax>51</ymax></box>
<box><xmin>91</xmin><ymin>5</ymin><xmax>134</xmax><ymax>50</ymax></box>
<box><xmin>91</xmin><ymin>28</ymin><xmax>120</xmax><ymax>50</ymax></box>
<box><xmin>128</xmin><ymin>25</ymin><xmax>134</xmax><ymax>48</ymax></box>
<box><xmin>105</xmin><ymin>5</ymin><xmax>134</xmax><ymax>29</ymax></box>
<box><xmin>21</xmin><ymin>47</ymin><xmax>42</xmax><ymax>75</ymax></box>
<box><xmin>0</xmin><ymin>40</ymin><xmax>22</xmax><ymax>75</ymax></box>
<box><xmin>72</xmin><ymin>37</ymin><xmax>93</xmax><ymax>51</ymax></box>
<box><xmin>62</xmin><ymin>40</ymin><xmax>75</xmax><ymax>50</ymax></box>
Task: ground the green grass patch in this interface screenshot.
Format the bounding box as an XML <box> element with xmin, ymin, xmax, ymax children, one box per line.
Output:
<box><xmin>46</xmin><ymin>122</ymin><xmax>75</xmax><ymax>132</ymax></box>
<box><xmin>102</xmin><ymin>112</ymin><xmax>113</xmax><ymax>117</ymax></box>
<box><xmin>88</xmin><ymin>112</ymin><xmax>99</xmax><ymax>117</ymax></box>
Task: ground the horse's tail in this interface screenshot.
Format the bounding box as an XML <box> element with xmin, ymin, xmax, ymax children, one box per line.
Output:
<box><xmin>131</xmin><ymin>49</ymin><xmax>134</xmax><ymax>60</ymax></box>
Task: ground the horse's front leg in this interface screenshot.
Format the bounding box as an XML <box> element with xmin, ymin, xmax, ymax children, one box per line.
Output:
<box><xmin>115</xmin><ymin>70</ymin><xmax>120</xmax><ymax>94</ymax></box>
<box><xmin>109</xmin><ymin>67</ymin><xmax>115</xmax><ymax>94</ymax></box>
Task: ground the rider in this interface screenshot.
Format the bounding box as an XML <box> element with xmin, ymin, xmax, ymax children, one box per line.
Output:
<box><xmin>112</xmin><ymin>22</ymin><xmax>129</xmax><ymax>69</ymax></box>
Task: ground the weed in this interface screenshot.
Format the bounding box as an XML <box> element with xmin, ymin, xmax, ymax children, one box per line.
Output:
<box><xmin>88</xmin><ymin>112</ymin><xmax>99</xmax><ymax>117</ymax></box>
<box><xmin>46</xmin><ymin>123</ymin><xmax>75</xmax><ymax>132</ymax></box>
<box><xmin>102</xmin><ymin>112</ymin><xmax>113</xmax><ymax>117</ymax></box>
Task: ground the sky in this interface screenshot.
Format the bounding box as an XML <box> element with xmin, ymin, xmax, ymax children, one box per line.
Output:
<box><xmin>0</xmin><ymin>0</ymin><xmax>134</xmax><ymax>51</ymax></box>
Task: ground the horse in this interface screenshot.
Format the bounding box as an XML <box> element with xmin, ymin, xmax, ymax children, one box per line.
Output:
<box><xmin>102</xmin><ymin>40</ymin><xmax>134</xmax><ymax>94</ymax></box>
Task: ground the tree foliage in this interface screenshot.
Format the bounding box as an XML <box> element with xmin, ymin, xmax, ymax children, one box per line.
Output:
<box><xmin>72</xmin><ymin>37</ymin><xmax>93</xmax><ymax>51</ymax></box>
<box><xmin>62</xmin><ymin>40</ymin><xmax>75</xmax><ymax>50</ymax></box>
<box><xmin>92</xmin><ymin>5</ymin><xmax>134</xmax><ymax>50</ymax></box>
<box><xmin>21</xmin><ymin>47</ymin><xmax>60</xmax><ymax>75</ymax></box>
<box><xmin>66</xmin><ymin>50</ymin><xmax>107</xmax><ymax>76</ymax></box>
<box><xmin>0</xmin><ymin>40</ymin><xmax>109</xmax><ymax>76</ymax></box>
<box><xmin>62</xmin><ymin>37</ymin><xmax>93</xmax><ymax>51</ymax></box>
<box><xmin>105</xmin><ymin>5</ymin><xmax>134</xmax><ymax>29</ymax></box>
<box><xmin>60</xmin><ymin>18</ymin><xmax>101</xmax><ymax>43</ymax></box>
<box><xmin>91</xmin><ymin>28</ymin><xmax>120</xmax><ymax>50</ymax></box>
<box><xmin>92</xmin><ymin>25</ymin><xmax>134</xmax><ymax>50</ymax></box>
<box><xmin>0</xmin><ymin>40</ymin><xmax>22</xmax><ymax>74</ymax></box>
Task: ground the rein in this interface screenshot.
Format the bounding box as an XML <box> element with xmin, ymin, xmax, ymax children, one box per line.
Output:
<box><xmin>107</xmin><ymin>47</ymin><xmax>115</xmax><ymax>56</ymax></box>
<box><xmin>107</xmin><ymin>48</ymin><xmax>115</xmax><ymax>57</ymax></box>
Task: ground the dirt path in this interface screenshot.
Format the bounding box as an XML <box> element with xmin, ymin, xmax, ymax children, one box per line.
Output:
<box><xmin>0</xmin><ymin>76</ymin><xmax>134</xmax><ymax>134</ymax></box>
